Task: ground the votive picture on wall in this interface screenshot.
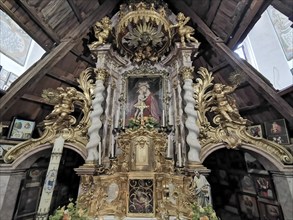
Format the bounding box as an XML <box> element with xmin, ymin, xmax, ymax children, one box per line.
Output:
<box><xmin>264</xmin><ymin>119</ymin><xmax>290</xmax><ymax>144</ymax></box>
<box><xmin>7</xmin><ymin>118</ymin><xmax>35</xmax><ymax>140</ymax></box>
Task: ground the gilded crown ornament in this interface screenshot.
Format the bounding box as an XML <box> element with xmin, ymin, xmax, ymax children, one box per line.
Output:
<box><xmin>115</xmin><ymin>2</ymin><xmax>172</xmax><ymax>63</ymax></box>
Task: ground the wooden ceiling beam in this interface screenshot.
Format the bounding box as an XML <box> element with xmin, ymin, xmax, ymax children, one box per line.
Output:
<box><xmin>0</xmin><ymin>0</ymin><xmax>121</xmax><ymax>116</ymax></box>
<box><xmin>18</xmin><ymin>0</ymin><xmax>61</xmax><ymax>43</ymax></box>
<box><xmin>21</xmin><ymin>94</ymin><xmax>53</xmax><ymax>106</ymax></box>
<box><xmin>67</xmin><ymin>0</ymin><xmax>83</xmax><ymax>23</ymax></box>
<box><xmin>0</xmin><ymin>1</ymin><xmax>52</xmax><ymax>51</ymax></box>
<box><xmin>70</xmin><ymin>49</ymin><xmax>96</xmax><ymax>66</ymax></box>
<box><xmin>168</xmin><ymin>0</ymin><xmax>293</xmax><ymax>125</ymax></box>
<box><xmin>227</xmin><ymin>0</ymin><xmax>271</xmax><ymax>49</ymax></box>
<box><xmin>205</xmin><ymin>0</ymin><xmax>221</xmax><ymax>26</ymax></box>
<box><xmin>46</xmin><ymin>72</ymin><xmax>79</xmax><ymax>87</ymax></box>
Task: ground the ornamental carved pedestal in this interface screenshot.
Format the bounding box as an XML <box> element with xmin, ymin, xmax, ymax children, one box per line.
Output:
<box><xmin>75</xmin><ymin>127</ymin><xmax>197</xmax><ymax>219</ymax></box>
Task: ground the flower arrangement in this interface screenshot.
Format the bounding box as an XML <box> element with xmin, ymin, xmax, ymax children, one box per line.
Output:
<box><xmin>192</xmin><ymin>204</ymin><xmax>219</xmax><ymax>220</ymax></box>
<box><xmin>49</xmin><ymin>199</ymin><xmax>88</xmax><ymax>220</ymax></box>
<box><xmin>128</xmin><ymin>116</ymin><xmax>159</xmax><ymax>129</ymax></box>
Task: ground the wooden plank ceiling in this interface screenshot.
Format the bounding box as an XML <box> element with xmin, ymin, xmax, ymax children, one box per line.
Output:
<box><xmin>0</xmin><ymin>0</ymin><xmax>292</xmax><ymax>136</ymax></box>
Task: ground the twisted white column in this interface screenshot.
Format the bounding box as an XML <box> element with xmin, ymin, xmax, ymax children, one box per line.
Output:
<box><xmin>86</xmin><ymin>69</ymin><xmax>107</xmax><ymax>163</ymax></box>
<box><xmin>181</xmin><ymin>67</ymin><xmax>201</xmax><ymax>162</ymax></box>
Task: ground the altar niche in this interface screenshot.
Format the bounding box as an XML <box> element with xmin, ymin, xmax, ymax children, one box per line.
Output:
<box><xmin>122</xmin><ymin>67</ymin><xmax>168</xmax><ymax>128</ymax></box>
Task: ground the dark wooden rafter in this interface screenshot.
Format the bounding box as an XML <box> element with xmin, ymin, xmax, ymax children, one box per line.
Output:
<box><xmin>67</xmin><ymin>0</ymin><xmax>83</xmax><ymax>23</ymax></box>
<box><xmin>205</xmin><ymin>0</ymin><xmax>222</xmax><ymax>26</ymax></box>
<box><xmin>46</xmin><ymin>72</ymin><xmax>79</xmax><ymax>87</ymax></box>
<box><xmin>227</xmin><ymin>0</ymin><xmax>272</xmax><ymax>49</ymax></box>
<box><xmin>168</xmin><ymin>0</ymin><xmax>293</xmax><ymax>125</ymax></box>
<box><xmin>0</xmin><ymin>0</ymin><xmax>122</xmax><ymax>116</ymax></box>
<box><xmin>17</xmin><ymin>0</ymin><xmax>61</xmax><ymax>44</ymax></box>
<box><xmin>21</xmin><ymin>94</ymin><xmax>53</xmax><ymax>106</ymax></box>
<box><xmin>70</xmin><ymin>49</ymin><xmax>96</xmax><ymax>66</ymax></box>
<box><xmin>0</xmin><ymin>1</ymin><xmax>53</xmax><ymax>51</ymax></box>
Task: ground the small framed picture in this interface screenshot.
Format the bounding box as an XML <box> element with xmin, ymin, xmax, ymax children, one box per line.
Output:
<box><xmin>264</xmin><ymin>119</ymin><xmax>290</xmax><ymax>144</ymax></box>
<box><xmin>7</xmin><ymin>118</ymin><xmax>35</xmax><ymax>140</ymax></box>
<box><xmin>238</xmin><ymin>193</ymin><xmax>259</xmax><ymax>219</ymax></box>
<box><xmin>253</xmin><ymin>175</ymin><xmax>275</xmax><ymax>199</ymax></box>
<box><xmin>258</xmin><ymin>201</ymin><xmax>283</xmax><ymax>220</ymax></box>
<box><xmin>240</xmin><ymin>175</ymin><xmax>256</xmax><ymax>194</ymax></box>
<box><xmin>248</xmin><ymin>125</ymin><xmax>263</xmax><ymax>137</ymax></box>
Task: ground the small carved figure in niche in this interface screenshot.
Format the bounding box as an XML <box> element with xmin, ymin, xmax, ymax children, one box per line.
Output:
<box><xmin>193</xmin><ymin>171</ymin><xmax>211</xmax><ymax>207</ymax></box>
<box><xmin>212</xmin><ymin>83</ymin><xmax>247</xmax><ymax>124</ymax></box>
<box><xmin>134</xmin><ymin>87</ymin><xmax>148</xmax><ymax>119</ymax></box>
<box><xmin>133</xmin><ymin>47</ymin><xmax>146</xmax><ymax>63</ymax></box>
<box><xmin>170</xmin><ymin>12</ymin><xmax>198</xmax><ymax>47</ymax></box>
<box><xmin>45</xmin><ymin>87</ymin><xmax>77</xmax><ymax>127</ymax></box>
<box><xmin>88</xmin><ymin>17</ymin><xmax>112</xmax><ymax>49</ymax></box>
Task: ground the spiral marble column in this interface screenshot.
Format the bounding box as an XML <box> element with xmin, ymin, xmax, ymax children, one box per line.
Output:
<box><xmin>85</xmin><ymin>68</ymin><xmax>108</xmax><ymax>163</ymax></box>
<box><xmin>181</xmin><ymin>67</ymin><xmax>201</xmax><ymax>163</ymax></box>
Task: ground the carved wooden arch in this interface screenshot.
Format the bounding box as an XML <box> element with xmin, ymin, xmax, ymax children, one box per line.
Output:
<box><xmin>200</xmin><ymin>143</ymin><xmax>291</xmax><ymax>172</ymax></box>
<box><xmin>8</xmin><ymin>142</ymin><xmax>87</xmax><ymax>170</ymax></box>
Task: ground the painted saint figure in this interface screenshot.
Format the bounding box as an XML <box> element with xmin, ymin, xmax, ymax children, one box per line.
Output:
<box><xmin>134</xmin><ymin>81</ymin><xmax>160</xmax><ymax>122</ymax></box>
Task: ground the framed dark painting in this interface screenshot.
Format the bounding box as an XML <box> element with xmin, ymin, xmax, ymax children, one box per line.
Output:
<box><xmin>258</xmin><ymin>201</ymin><xmax>283</xmax><ymax>220</ymax></box>
<box><xmin>126</xmin><ymin>76</ymin><xmax>163</xmax><ymax>125</ymax></box>
<box><xmin>7</xmin><ymin>118</ymin><xmax>35</xmax><ymax>140</ymax></box>
<box><xmin>238</xmin><ymin>193</ymin><xmax>260</xmax><ymax>219</ymax></box>
<box><xmin>253</xmin><ymin>175</ymin><xmax>275</xmax><ymax>200</ymax></box>
<box><xmin>16</xmin><ymin>187</ymin><xmax>41</xmax><ymax>217</ymax></box>
<box><xmin>240</xmin><ymin>175</ymin><xmax>256</xmax><ymax>194</ymax></box>
<box><xmin>248</xmin><ymin>125</ymin><xmax>263</xmax><ymax>138</ymax></box>
<box><xmin>264</xmin><ymin>119</ymin><xmax>290</xmax><ymax>144</ymax></box>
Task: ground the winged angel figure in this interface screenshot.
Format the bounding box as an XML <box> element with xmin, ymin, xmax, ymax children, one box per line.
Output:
<box><xmin>42</xmin><ymin>69</ymin><xmax>95</xmax><ymax>129</ymax></box>
<box><xmin>88</xmin><ymin>17</ymin><xmax>112</xmax><ymax>50</ymax></box>
<box><xmin>194</xmin><ymin>67</ymin><xmax>249</xmax><ymax>148</ymax></box>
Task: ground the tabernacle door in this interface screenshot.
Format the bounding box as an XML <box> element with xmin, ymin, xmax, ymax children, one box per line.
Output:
<box><xmin>130</xmin><ymin>136</ymin><xmax>153</xmax><ymax>171</ymax></box>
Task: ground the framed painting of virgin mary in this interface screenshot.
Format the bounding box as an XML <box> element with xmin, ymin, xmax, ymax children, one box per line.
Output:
<box><xmin>122</xmin><ymin>67</ymin><xmax>168</xmax><ymax>128</ymax></box>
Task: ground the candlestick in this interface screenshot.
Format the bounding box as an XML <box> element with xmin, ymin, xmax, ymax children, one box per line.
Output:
<box><xmin>111</xmin><ymin>138</ymin><xmax>115</xmax><ymax>158</ymax></box>
<box><xmin>167</xmin><ymin>134</ymin><xmax>171</xmax><ymax>158</ymax></box>
<box><xmin>98</xmin><ymin>141</ymin><xmax>102</xmax><ymax>165</ymax></box>
<box><xmin>178</xmin><ymin>143</ymin><xmax>182</xmax><ymax>167</ymax></box>
<box><xmin>162</xmin><ymin>110</ymin><xmax>166</xmax><ymax>127</ymax></box>
<box><xmin>122</xmin><ymin>110</ymin><xmax>126</xmax><ymax>128</ymax></box>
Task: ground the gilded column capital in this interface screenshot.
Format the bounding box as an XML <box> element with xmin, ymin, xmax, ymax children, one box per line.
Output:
<box><xmin>94</xmin><ymin>68</ymin><xmax>108</xmax><ymax>81</ymax></box>
<box><xmin>180</xmin><ymin>66</ymin><xmax>194</xmax><ymax>80</ymax></box>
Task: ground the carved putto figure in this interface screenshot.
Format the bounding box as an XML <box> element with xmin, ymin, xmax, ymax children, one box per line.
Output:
<box><xmin>88</xmin><ymin>16</ymin><xmax>112</xmax><ymax>49</ymax></box>
<box><xmin>170</xmin><ymin>12</ymin><xmax>198</xmax><ymax>47</ymax></box>
<box><xmin>45</xmin><ymin>87</ymin><xmax>77</xmax><ymax>127</ymax></box>
<box><xmin>212</xmin><ymin>83</ymin><xmax>247</xmax><ymax>124</ymax></box>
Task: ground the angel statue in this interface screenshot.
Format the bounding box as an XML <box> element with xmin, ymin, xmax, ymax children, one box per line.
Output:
<box><xmin>88</xmin><ymin>16</ymin><xmax>112</xmax><ymax>50</ymax></box>
<box><xmin>212</xmin><ymin>83</ymin><xmax>247</xmax><ymax>124</ymax></box>
<box><xmin>170</xmin><ymin>12</ymin><xmax>198</xmax><ymax>47</ymax></box>
<box><xmin>44</xmin><ymin>87</ymin><xmax>78</xmax><ymax>128</ymax></box>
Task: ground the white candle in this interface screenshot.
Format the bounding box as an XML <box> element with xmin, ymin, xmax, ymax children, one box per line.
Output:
<box><xmin>162</xmin><ymin>110</ymin><xmax>166</xmax><ymax>127</ymax></box>
<box><xmin>178</xmin><ymin>143</ymin><xmax>182</xmax><ymax>167</ymax></box>
<box><xmin>122</xmin><ymin>110</ymin><xmax>126</xmax><ymax>128</ymax></box>
<box><xmin>111</xmin><ymin>138</ymin><xmax>115</xmax><ymax>157</ymax></box>
<box><xmin>98</xmin><ymin>141</ymin><xmax>102</xmax><ymax>165</ymax></box>
<box><xmin>167</xmin><ymin>134</ymin><xmax>171</xmax><ymax>158</ymax></box>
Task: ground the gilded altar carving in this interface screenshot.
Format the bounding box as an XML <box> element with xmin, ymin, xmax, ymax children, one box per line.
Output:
<box><xmin>170</xmin><ymin>12</ymin><xmax>199</xmax><ymax>47</ymax></box>
<box><xmin>193</xmin><ymin>67</ymin><xmax>293</xmax><ymax>164</ymax></box>
<box><xmin>4</xmin><ymin>68</ymin><xmax>96</xmax><ymax>163</ymax></box>
<box><xmin>180</xmin><ymin>66</ymin><xmax>194</xmax><ymax>80</ymax></box>
<box><xmin>88</xmin><ymin>17</ymin><xmax>112</xmax><ymax>50</ymax></box>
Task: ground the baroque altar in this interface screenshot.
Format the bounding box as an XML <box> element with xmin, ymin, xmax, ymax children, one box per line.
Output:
<box><xmin>4</xmin><ymin>1</ymin><xmax>292</xmax><ymax>220</ymax></box>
